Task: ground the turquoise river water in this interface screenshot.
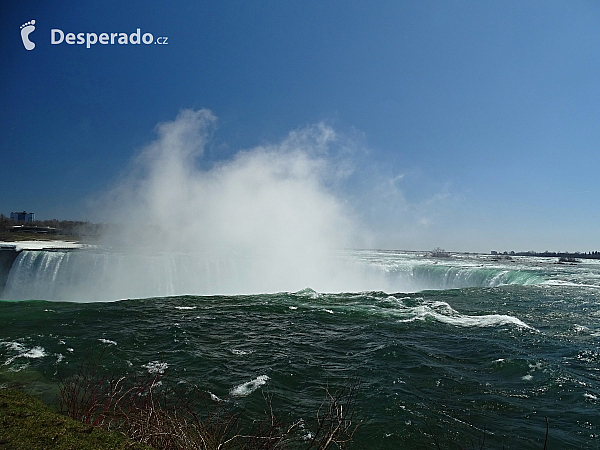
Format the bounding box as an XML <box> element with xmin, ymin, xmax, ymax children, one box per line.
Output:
<box><xmin>1</xmin><ymin>249</ymin><xmax>599</xmax><ymax>448</ymax></box>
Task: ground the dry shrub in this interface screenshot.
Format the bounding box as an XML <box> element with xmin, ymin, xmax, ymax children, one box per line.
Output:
<box><xmin>58</xmin><ymin>355</ymin><xmax>359</xmax><ymax>450</ymax></box>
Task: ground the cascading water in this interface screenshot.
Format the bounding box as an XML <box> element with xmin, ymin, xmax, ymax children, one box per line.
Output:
<box><xmin>398</xmin><ymin>264</ymin><xmax>544</xmax><ymax>290</ymax></box>
<box><xmin>3</xmin><ymin>249</ymin><xmax>253</xmax><ymax>301</ymax></box>
<box><xmin>2</xmin><ymin>248</ymin><xmax>548</xmax><ymax>302</ymax></box>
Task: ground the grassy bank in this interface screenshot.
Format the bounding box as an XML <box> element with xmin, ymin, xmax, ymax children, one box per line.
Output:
<box><xmin>0</xmin><ymin>388</ymin><xmax>151</xmax><ymax>450</ymax></box>
<box><xmin>0</xmin><ymin>232</ymin><xmax>80</xmax><ymax>242</ymax></box>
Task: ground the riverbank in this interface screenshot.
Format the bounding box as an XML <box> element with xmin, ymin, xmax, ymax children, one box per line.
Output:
<box><xmin>0</xmin><ymin>388</ymin><xmax>150</xmax><ymax>450</ymax></box>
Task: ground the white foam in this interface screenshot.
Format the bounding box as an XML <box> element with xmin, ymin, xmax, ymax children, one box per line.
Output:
<box><xmin>401</xmin><ymin>301</ymin><xmax>533</xmax><ymax>329</ymax></box>
<box><xmin>432</xmin><ymin>312</ymin><xmax>532</xmax><ymax>329</ymax></box>
<box><xmin>98</xmin><ymin>338</ymin><xmax>117</xmax><ymax>345</ymax></box>
<box><xmin>230</xmin><ymin>349</ymin><xmax>253</xmax><ymax>355</ymax></box>
<box><xmin>209</xmin><ymin>392</ymin><xmax>223</xmax><ymax>402</ymax></box>
<box><xmin>296</xmin><ymin>288</ymin><xmax>321</xmax><ymax>299</ymax></box>
<box><xmin>175</xmin><ymin>306</ymin><xmax>196</xmax><ymax>310</ymax></box>
<box><xmin>2</xmin><ymin>343</ymin><xmax>47</xmax><ymax>366</ymax></box>
<box><xmin>542</xmin><ymin>280</ymin><xmax>600</xmax><ymax>289</ymax></box>
<box><xmin>23</xmin><ymin>346</ymin><xmax>46</xmax><ymax>358</ymax></box>
<box><xmin>8</xmin><ymin>363</ymin><xmax>30</xmax><ymax>372</ymax></box>
<box><xmin>230</xmin><ymin>375</ymin><xmax>269</xmax><ymax>397</ymax></box>
<box><xmin>584</xmin><ymin>393</ymin><xmax>598</xmax><ymax>400</ymax></box>
<box><xmin>142</xmin><ymin>361</ymin><xmax>168</xmax><ymax>374</ymax></box>
<box><xmin>1</xmin><ymin>342</ymin><xmax>26</xmax><ymax>352</ymax></box>
<box><xmin>396</xmin><ymin>317</ymin><xmax>420</xmax><ymax>323</ymax></box>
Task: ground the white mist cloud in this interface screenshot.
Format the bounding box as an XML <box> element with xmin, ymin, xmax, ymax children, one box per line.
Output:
<box><xmin>343</xmin><ymin>159</ymin><xmax>464</xmax><ymax>251</ymax></box>
<box><xmin>99</xmin><ymin>109</ymin><xmax>464</xmax><ymax>259</ymax></box>
<box><xmin>97</xmin><ymin>108</ymin><xmax>367</xmax><ymax>295</ymax></box>
<box><xmin>5</xmin><ymin>110</ymin><xmax>470</xmax><ymax>301</ymax></box>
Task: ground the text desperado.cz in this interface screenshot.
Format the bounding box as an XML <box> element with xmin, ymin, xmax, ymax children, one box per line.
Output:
<box><xmin>51</xmin><ymin>29</ymin><xmax>168</xmax><ymax>48</ymax></box>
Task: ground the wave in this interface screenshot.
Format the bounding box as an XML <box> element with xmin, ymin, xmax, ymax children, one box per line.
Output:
<box><xmin>1</xmin><ymin>340</ymin><xmax>48</xmax><ymax>368</ymax></box>
<box><xmin>229</xmin><ymin>375</ymin><xmax>269</xmax><ymax>397</ymax></box>
<box><xmin>541</xmin><ymin>280</ymin><xmax>600</xmax><ymax>289</ymax></box>
<box><xmin>288</xmin><ymin>293</ymin><xmax>535</xmax><ymax>331</ymax></box>
<box><xmin>395</xmin><ymin>300</ymin><xmax>534</xmax><ymax>329</ymax></box>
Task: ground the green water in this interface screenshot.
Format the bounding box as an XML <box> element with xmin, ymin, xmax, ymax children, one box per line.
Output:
<box><xmin>2</xmin><ymin>279</ymin><xmax>600</xmax><ymax>448</ymax></box>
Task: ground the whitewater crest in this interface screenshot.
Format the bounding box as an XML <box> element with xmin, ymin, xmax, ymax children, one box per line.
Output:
<box><xmin>0</xmin><ymin>341</ymin><xmax>47</xmax><ymax>370</ymax></box>
<box><xmin>399</xmin><ymin>301</ymin><xmax>533</xmax><ymax>329</ymax></box>
<box><xmin>142</xmin><ymin>361</ymin><xmax>169</xmax><ymax>374</ymax></box>
<box><xmin>230</xmin><ymin>375</ymin><xmax>270</xmax><ymax>397</ymax></box>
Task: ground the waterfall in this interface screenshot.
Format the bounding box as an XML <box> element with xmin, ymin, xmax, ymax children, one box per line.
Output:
<box><xmin>2</xmin><ymin>249</ymin><xmax>546</xmax><ymax>302</ymax></box>
<box><xmin>3</xmin><ymin>249</ymin><xmax>250</xmax><ymax>302</ymax></box>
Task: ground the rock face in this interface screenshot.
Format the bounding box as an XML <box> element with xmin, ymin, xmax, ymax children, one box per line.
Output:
<box><xmin>0</xmin><ymin>249</ymin><xmax>18</xmax><ymax>294</ymax></box>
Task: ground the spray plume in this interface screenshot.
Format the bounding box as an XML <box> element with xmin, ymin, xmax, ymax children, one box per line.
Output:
<box><xmin>95</xmin><ymin>108</ymin><xmax>366</xmax><ymax>297</ymax></box>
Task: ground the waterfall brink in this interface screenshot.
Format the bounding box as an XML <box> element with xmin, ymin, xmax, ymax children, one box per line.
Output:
<box><xmin>384</xmin><ymin>264</ymin><xmax>544</xmax><ymax>291</ymax></box>
<box><xmin>3</xmin><ymin>249</ymin><xmax>253</xmax><ymax>302</ymax></box>
<box><xmin>2</xmin><ymin>248</ymin><xmax>546</xmax><ymax>302</ymax></box>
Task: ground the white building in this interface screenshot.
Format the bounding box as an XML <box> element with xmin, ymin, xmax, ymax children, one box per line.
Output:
<box><xmin>10</xmin><ymin>211</ymin><xmax>35</xmax><ymax>222</ymax></box>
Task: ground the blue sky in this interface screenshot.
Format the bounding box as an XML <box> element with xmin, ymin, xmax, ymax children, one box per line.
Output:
<box><xmin>2</xmin><ymin>1</ymin><xmax>599</xmax><ymax>252</ymax></box>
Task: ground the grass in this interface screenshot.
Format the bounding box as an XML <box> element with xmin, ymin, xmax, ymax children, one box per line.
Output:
<box><xmin>0</xmin><ymin>231</ymin><xmax>81</xmax><ymax>242</ymax></box>
<box><xmin>0</xmin><ymin>388</ymin><xmax>151</xmax><ymax>450</ymax></box>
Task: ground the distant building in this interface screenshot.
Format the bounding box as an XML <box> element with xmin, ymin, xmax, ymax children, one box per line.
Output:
<box><xmin>10</xmin><ymin>211</ymin><xmax>35</xmax><ymax>222</ymax></box>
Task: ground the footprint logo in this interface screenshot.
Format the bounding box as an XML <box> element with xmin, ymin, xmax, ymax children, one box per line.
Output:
<box><xmin>20</xmin><ymin>20</ymin><xmax>36</xmax><ymax>50</ymax></box>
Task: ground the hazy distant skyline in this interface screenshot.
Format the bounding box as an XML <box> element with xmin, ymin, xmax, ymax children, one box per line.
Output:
<box><xmin>2</xmin><ymin>1</ymin><xmax>599</xmax><ymax>253</ymax></box>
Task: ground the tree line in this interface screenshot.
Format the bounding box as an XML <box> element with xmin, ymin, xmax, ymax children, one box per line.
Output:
<box><xmin>0</xmin><ymin>214</ymin><xmax>105</xmax><ymax>238</ymax></box>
